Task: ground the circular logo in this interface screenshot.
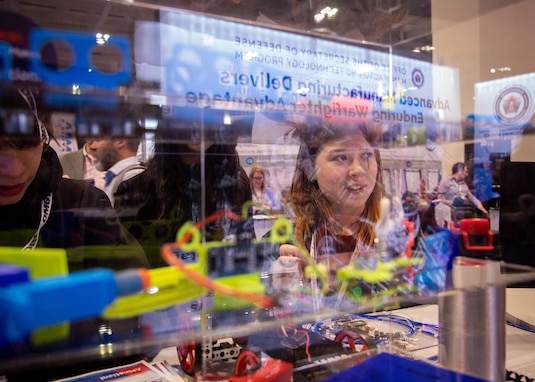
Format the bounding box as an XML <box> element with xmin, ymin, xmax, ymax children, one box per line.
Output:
<box><xmin>245</xmin><ymin>156</ymin><xmax>255</xmax><ymax>165</ymax></box>
<box><xmin>494</xmin><ymin>85</ymin><xmax>531</xmax><ymax>125</ymax></box>
<box><xmin>411</xmin><ymin>69</ymin><xmax>424</xmax><ymax>88</ymax></box>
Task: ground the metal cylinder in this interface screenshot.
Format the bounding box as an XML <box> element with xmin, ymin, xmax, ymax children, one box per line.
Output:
<box><xmin>438</xmin><ymin>284</ymin><xmax>505</xmax><ymax>382</ymax></box>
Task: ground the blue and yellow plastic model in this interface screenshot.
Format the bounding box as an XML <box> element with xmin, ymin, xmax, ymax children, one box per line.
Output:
<box><xmin>0</xmin><ymin>246</ymin><xmax>151</xmax><ymax>344</ymax></box>
<box><xmin>0</xmin><ymin>197</ymin><xmax>446</xmax><ymax>348</ymax></box>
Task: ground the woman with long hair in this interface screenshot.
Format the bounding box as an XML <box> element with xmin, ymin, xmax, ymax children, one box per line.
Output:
<box><xmin>278</xmin><ymin>120</ymin><xmax>384</xmax><ymax>294</ymax></box>
<box><xmin>115</xmin><ymin>118</ymin><xmax>252</xmax><ymax>268</ymax></box>
<box><xmin>248</xmin><ymin>164</ymin><xmax>281</xmax><ymax>214</ymax></box>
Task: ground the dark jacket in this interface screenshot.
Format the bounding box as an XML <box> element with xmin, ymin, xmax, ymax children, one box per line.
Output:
<box><xmin>0</xmin><ymin>147</ymin><xmax>149</xmax><ymax>271</ymax></box>
<box><xmin>115</xmin><ymin>147</ymin><xmax>253</xmax><ymax>268</ymax></box>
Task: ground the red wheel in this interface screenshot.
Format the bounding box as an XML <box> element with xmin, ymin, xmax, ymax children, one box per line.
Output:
<box><xmin>335</xmin><ymin>330</ymin><xmax>358</xmax><ymax>351</ymax></box>
<box><xmin>334</xmin><ymin>330</ymin><xmax>376</xmax><ymax>352</ymax></box>
<box><xmin>177</xmin><ymin>341</ymin><xmax>197</xmax><ymax>375</ymax></box>
<box><xmin>235</xmin><ymin>350</ymin><xmax>261</xmax><ymax>376</ymax></box>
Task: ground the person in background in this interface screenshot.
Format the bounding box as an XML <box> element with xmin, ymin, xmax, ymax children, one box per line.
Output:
<box><xmin>90</xmin><ymin>118</ymin><xmax>145</xmax><ymax>206</ymax></box>
<box><xmin>277</xmin><ymin>120</ymin><xmax>385</xmax><ymax>294</ymax></box>
<box><xmin>437</xmin><ymin>162</ymin><xmax>488</xmax><ymax>216</ymax></box>
<box><xmin>114</xmin><ymin>118</ymin><xmax>253</xmax><ymax>268</ymax></box>
<box><xmin>419</xmin><ymin>179</ymin><xmax>431</xmax><ymax>202</ymax></box>
<box><xmin>249</xmin><ymin>164</ymin><xmax>281</xmax><ymax>214</ymax></box>
<box><xmin>60</xmin><ymin>137</ymin><xmax>106</xmax><ymax>190</ymax></box>
<box><xmin>0</xmin><ymin>86</ymin><xmax>149</xmax><ymax>271</ymax></box>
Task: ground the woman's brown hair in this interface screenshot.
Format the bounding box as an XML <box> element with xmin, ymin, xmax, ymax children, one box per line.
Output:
<box><xmin>285</xmin><ymin>120</ymin><xmax>384</xmax><ymax>249</ymax></box>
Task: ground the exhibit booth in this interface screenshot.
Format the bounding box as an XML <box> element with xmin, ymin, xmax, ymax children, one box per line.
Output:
<box><xmin>1</xmin><ymin>1</ymin><xmax>535</xmax><ymax>381</ymax></box>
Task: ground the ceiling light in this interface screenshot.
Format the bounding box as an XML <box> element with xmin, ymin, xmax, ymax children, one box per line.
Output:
<box><xmin>412</xmin><ymin>45</ymin><xmax>434</xmax><ymax>53</ymax></box>
<box><xmin>96</xmin><ymin>33</ymin><xmax>110</xmax><ymax>45</ymax></box>
<box><xmin>314</xmin><ymin>13</ymin><xmax>325</xmax><ymax>22</ymax></box>
<box><xmin>314</xmin><ymin>6</ymin><xmax>338</xmax><ymax>22</ymax></box>
<box><xmin>419</xmin><ymin>45</ymin><xmax>435</xmax><ymax>52</ymax></box>
<box><xmin>323</xmin><ymin>7</ymin><xmax>338</xmax><ymax>17</ymax></box>
<box><xmin>490</xmin><ymin>67</ymin><xmax>511</xmax><ymax>74</ymax></box>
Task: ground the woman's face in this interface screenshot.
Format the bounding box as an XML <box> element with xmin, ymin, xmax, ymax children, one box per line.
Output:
<box><xmin>314</xmin><ymin>133</ymin><xmax>378</xmax><ymax>216</ymax></box>
<box><xmin>0</xmin><ymin>140</ymin><xmax>43</xmax><ymax>206</ymax></box>
<box><xmin>251</xmin><ymin>171</ymin><xmax>264</xmax><ymax>190</ymax></box>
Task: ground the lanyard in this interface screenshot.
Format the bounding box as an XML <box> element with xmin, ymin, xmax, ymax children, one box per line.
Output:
<box><xmin>22</xmin><ymin>192</ymin><xmax>53</xmax><ymax>251</ymax></box>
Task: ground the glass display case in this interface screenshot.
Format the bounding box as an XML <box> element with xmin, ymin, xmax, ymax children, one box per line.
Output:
<box><xmin>2</xmin><ymin>1</ymin><xmax>535</xmax><ymax>381</ymax></box>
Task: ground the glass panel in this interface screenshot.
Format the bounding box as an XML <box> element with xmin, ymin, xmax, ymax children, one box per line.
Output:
<box><xmin>2</xmin><ymin>2</ymin><xmax>535</xmax><ymax>381</ymax></box>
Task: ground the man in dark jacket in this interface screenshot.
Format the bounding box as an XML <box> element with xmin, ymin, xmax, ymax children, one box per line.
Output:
<box><xmin>0</xmin><ymin>89</ymin><xmax>151</xmax><ymax>381</ymax></box>
<box><xmin>0</xmin><ymin>87</ymin><xmax>149</xmax><ymax>271</ymax></box>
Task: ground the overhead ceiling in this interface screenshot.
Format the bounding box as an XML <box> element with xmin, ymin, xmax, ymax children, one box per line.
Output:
<box><xmin>0</xmin><ymin>0</ymin><xmax>433</xmax><ymax>58</ymax></box>
<box><xmin>1</xmin><ymin>0</ymin><xmax>529</xmax><ymax>61</ymax></box>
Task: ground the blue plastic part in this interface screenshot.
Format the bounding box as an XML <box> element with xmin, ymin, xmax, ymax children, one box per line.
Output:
<box><xmin>0</xmin><ymin>268</ymin><xmax>129</xmax><ymax>343</ymax></box>
<box><xmin>324</xmin><ymin>352</ymin><xmax>487</xmax><ymax>382</ymax></box>
<box><xmin>0</xmin><ymin>263</ymin><xmax>29</xmax><ymax>287</ymax></box>
<box><xmin>114</xmin><ymin>269</ymin><xmax>144</xmax><ymax>297</ymax></box>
